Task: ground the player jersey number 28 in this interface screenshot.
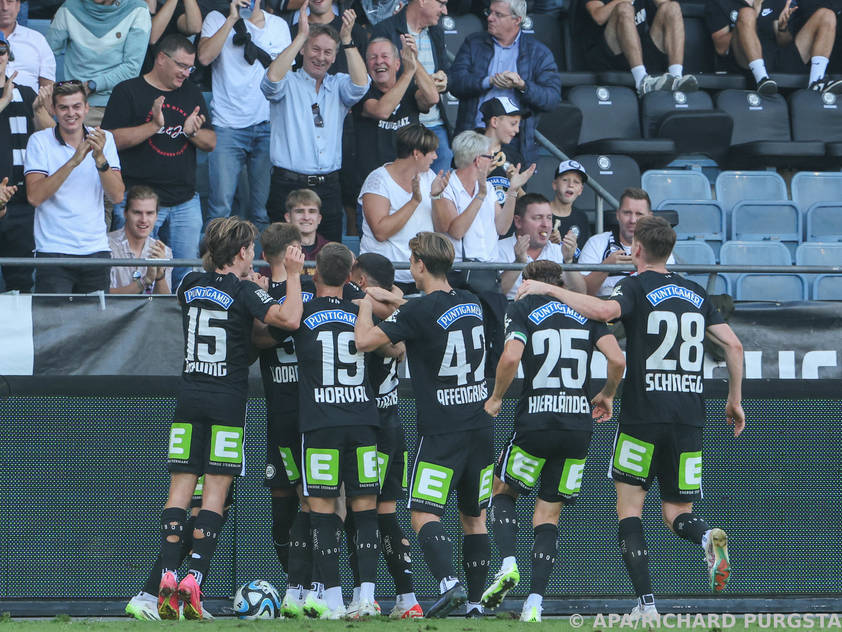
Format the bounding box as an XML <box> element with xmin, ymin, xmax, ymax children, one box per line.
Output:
<box><xmin>646</xmin><ymin>311</ymin><xmax>704</xmax><ymax>373</ymax></box>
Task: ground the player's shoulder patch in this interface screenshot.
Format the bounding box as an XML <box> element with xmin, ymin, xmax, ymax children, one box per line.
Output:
<box><xmin>385</xmin><ymin>308</ymin><xmax>400</xmax><ymax>323</ymax></box>
<box><xmin>253</xmin><ymin>287</ymin><xmax>275</xmax><ymax>304</ymax></box>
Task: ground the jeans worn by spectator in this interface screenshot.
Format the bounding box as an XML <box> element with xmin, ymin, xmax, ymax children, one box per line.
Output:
<box><xmin>206</xmin><ymin>122</ymin><xmax>271</xmax><ymax>233</ymax></box>
<box><xmin>429</xmin><ymin>123</ymin><xmax>453</xmax><ymax>173</ymax></box>
<box><xmin>0</xmin><ymin>203</ymin><xmax>35</xmax><ymax>292</ymax></box>
<box><xmin>155</xmin><ymin>193</ymin><xmax>203</xmax><ymax>289</ymax></box>
<box><xmin>34</xmin><ymin>251</ymin><xmax>111</xmax><ymax>293</ymax></box>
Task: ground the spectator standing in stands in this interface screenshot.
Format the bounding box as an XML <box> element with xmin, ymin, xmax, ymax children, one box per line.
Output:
<box><xmin>198</xmin><ymin>0</ymin><xmax>291</xmax><ymax>232</ymax></box>
<box><xmin>285</xmin><ymin>188</ymin><xmax>329</xmax><ymax>260</ymax></box>
<box><xmin>578</xmin><ymin>187</ymin><xmax>674</xmax><ymax>297</ymax></box>
<box><xmin>103</xmin><ymin>34</ymin><xmax>216</xmax><ymax>289</ymax></box>
<box><xmin>261</xmin><ymin>4</ymin><xmax>369</xmax><ymax>241</ymax></box>
<box><xmin>496</xmin><ymin>192</ymin><xmax>584</xmax><ymax>298</ymax></box>
<box><xmin>290</xmin><ymin>0</ymin><xmax>369</xmax><ymax>73</ymax></box>
<box><xmin>0</xmin><ymin>36</ymin><xmax>53</xmax><ymax>292</ymax></box>
<box><xmin>478</xmin><ymin>96</ymin><xmax>526</xmax><ymax>208</ymax></box>
<box><xmin>449</xmin><ymin>0</ymin><xmax>561</xmax><ymax>163</ymax></box>
<box><xmin>359</xmin><ymin>123</ymin><xmax>438</xmax><ymax>295</ymax></box>
<box><xmin>372</xmin><ymin>0</ymin><xmax>453</xmax><ymax>173</ymax></box>
<box><xmin>1</xmin><ymin>0</ymin><xmax>56</xmax><ymax>91</ymax></box>
<box><xmin>351</xmin><ymin>35</ymin><xmax>438</xmax><ymax>231</ymax></box>
<box><xmin>582</xmin><ymin>0</ymin><xmax>696</xmax><ymax>96</ymax></box>
<box><xmin>706</xmin><ymin>0</ymin><xmax>842</xmax><ymax>95</ymax></box>
<box><xmin>47</xmin><ymin>0</ymin><xmax>151</xmax><ymax>126</ymax></box>
<box><xmin>549</xmin><ymin>159</ymin><xmax>591</xmax><ymax>252</ymax></box>
<box><xmin>24</xmin><ymin>81</ymin><xmax>124</xmax><ymax>293</ymax></box>
<box><xmin>142</xmin><ymin>0</ymin><xmax>203</xmax><ymax>72</ymax></box>
<box><xmin>109</xmin><ymin>185</ymin><xmax>173</xmax><ymax>294</ymax></box>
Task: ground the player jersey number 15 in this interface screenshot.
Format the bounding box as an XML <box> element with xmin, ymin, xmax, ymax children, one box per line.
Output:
<box><xmin>186</xmin><ymin>307</ymin><xmax>228</xmax><ymax>363</ymax></box>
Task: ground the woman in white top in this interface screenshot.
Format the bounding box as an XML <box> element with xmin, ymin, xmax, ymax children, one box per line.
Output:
<box><xmin>359</xmin><ymin>124</ymin><xmax>440</xmax><ymax>292</ymax></box>
<box><xmin>432</xmin><ymin>130</ymin><xmax>534</xmax><ymax>262</ymax></box>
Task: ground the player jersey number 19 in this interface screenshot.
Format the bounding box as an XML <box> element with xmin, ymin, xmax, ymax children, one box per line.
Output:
<box><xmin>186</xmin><ymin>307</ymin><xmax>228</xmax><ymax>363</ymax></box>
<box><xmin>316</xmin><ymin>330</ymin><xmax>365</xmax><ymax>386</ymax></box>
<box><xmin>646</xmin><ymin>311</ymin><xmax>704</xmax><ymax>372</ymax></box>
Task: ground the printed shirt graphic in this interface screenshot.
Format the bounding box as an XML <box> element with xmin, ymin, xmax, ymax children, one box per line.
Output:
<box><xmin>378</xmin><ymin>288</ymin><xmax>490</xmax><ymax>436</ymax></box>
<box><xmin>292</xmin><ymin>295</ymin><xmax>378</xmax><ymax>432</ymax></box>
<box><xmin>177</xmin><ymin>271</ymin><xmax>274</xmax><ymax>397</ymax></box>
<box><xmin>505</xmin><ymin>294</ymin><xmax>610</xmax><ymax>432</ymax></box>
<box><xmin>610</xmin><ymin>271</ymin><xmax>724</xmax><ymax>427</ymax></box>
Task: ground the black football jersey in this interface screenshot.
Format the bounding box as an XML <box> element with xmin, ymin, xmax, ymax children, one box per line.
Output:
<box><xmin>292</xmin><ymin>295</ymin><xmax>378</xmax><ymax>432</ymax></box>
<box><xmin>610</xmin><ymin>271</ymin><xmax>725</xmax><ymax>427</ymax></box>
<box><xmin>368</xmin><ymin>351</ymin><xmax>399</xmax><ymax>424</ymax></box>
<box><xmin>505</xmin><ymin>294</ymin><xmax>610</xmax><ymax>432</ymax></box>
<box><xmin>177</xmin><ymin>271</ymin><xmax>275</xmax><ymax>396</ymax></box>
<box><xmin>378</xmin><ymin>289</ymin><xmax>490</xmax><ymax>436</ymax></box>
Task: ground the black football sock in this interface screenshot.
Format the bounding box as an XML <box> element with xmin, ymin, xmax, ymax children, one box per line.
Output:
<box><xmin>418</xmin><ymin>521</ymin><xmax>454</xmax><ymax>583</ymax></box>
<box><xmin>271</xmin><ymin>496</ymin><xmax>299</xmax><ymax>572</ymax></box>
<box><xmin>311</xmin><ymin>511</ymin><xmax>341</xmax><ymax>589</ymax></box>
<box><xmin>353</xmin><ymin>509</ymin><xmax>380</xmax><ymax>584</ymax></box>
<box><xmin>530</xmin><ymin>523</ymin><xmax>558</xmax><ymax>597</ymax></box>
<box><xmin>344</xmin><ymin>510</ymin><xmax>361</xmax><ymax>587</ymax></box>
<box><xmin>287</xmin><ymin>511</ymin><xmax>312</xmax><ymax>589</ymax></box>
<box><xmin>462</xmin><ymin>533</ymin><xmax>490</xmax><ymax>603</ymax></box>
<box><xmin>618</xmin><ymin>517</ymin><xmax>653</xmax><ymax>599</ymax></box>
<box><xmin>672</xmin><ymin>512</ymin><xmax>710</xmax><ymax>545</ymax></box>
<box><xmin>143</xmin><ymin>512</ymin><xmax>196</xmax><ymax>594</ymax></box>
<box><xmin>490</xmin><ymin>493</ymin><xmax>518</xmax><ymax>559</ymax></box>
<box><xmin>159</xmin><ymin>507</ymin><xmax>187</xmax><ymax>576</ymax></box>
<box><xmin>379</xmin><ymin>513</ymin><xmax>413</xmax><ymax>594</ymax></box>
<box><xmin>188</xmin><ymin>510</ymin><xmax>224</xmax><ymax>587</ymax></box>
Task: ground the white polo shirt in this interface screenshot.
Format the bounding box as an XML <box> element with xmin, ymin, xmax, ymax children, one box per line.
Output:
<box><xmin>441</xmin><ymin>175</ymin><xmax>498</xmax><ymax>262</ymax></box>
<box><xmin>6</xmin><ymin>24</ymin><xmax>56</xmax><ymax>92</ymax></box>
<box><xmin>496</xmin><ymin>235</ymin><xmax>566</xmax><ymax>299</ymax></box>
<box><xmin>579</xmin><ymin>230</ymin><xmax>675</xmax><ymax>297</ymax></box>
<box><xmin>24</xmin><ymin>126</ymin><xmax>121</xmax><ymax>255</ymax></box>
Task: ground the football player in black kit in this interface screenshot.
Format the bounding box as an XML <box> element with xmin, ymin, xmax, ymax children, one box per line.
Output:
<box><xmin>517</xmin><ymin>216</ymin><xmax>745</xmax><ymax>622</ymax></box>
<box><xmin>355</xmin><ymin>232</ymin><xmax>494</xmax><ymax>618</ymax></box>
<box><xmin>481</xmin><ymin>260</ymin><xmax>626</xmax><ymax>622</ymax></box>
<box><xmin>154</xmin><ymin>217</ymin><xmax>305</xmax><ymax>620</ymax></box>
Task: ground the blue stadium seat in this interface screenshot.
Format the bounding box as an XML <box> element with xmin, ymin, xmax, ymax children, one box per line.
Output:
<box><xmin>342</xmin><ymin>235</ymin><xmax>360</xmax><ymax>256</ymax></box>
<box><xmin>571</xmin><ymin>154</ymin><xmax>641</xmax><ymax>214</ymax></box>
<box><xmin>659</xmin><ymin>200</ymin><xmax>726</xmax><ymax>256</ymax></box>
<box><xmin>671</xmin><ymin>240</ymin><xmax>716</xmax><ymax>264</ymax></box>
<box><xmin>791</xmin><ymin>172</ymin><xmax>842</xmax><ymax>212</ymax></box>
<box><xmin>642</xmin><ymin>169</ymin><xmax>711</xmax><ymax>208</ymax></box>
<box><xmin>26</xmin><ymin>18</ymin><xmax>50</xmax><ymax>35</ymax></box>
<box><xmin>684</xmin><ymin>273</ymin><xmax>730</xmax><ymax>295</ymax></box>
<box><xmin>720</xmin><ymin>240</ymin><xmax>792</xmax><ymax>265</ymax></box>
<box><xmin>714</xmin><ymin>170</ymin><xmax>787</xmax><ymax>215</ymax></box>
<box><xmin>813</xmin><ymin>274</ymin><xmax>842</xmax><ymax>300</ymax></box>
<box><xmin>805</xmin><ymin>203</ymin><xmax>842</xmax><ymax>242</ymax></box>
<box><xmin>735</xmin><ymin>274</ymin><xmax>808</xmax><ymax>301</ymax></box>
<box><xmin>731</xmin><ymin>201</ymin><xmax>801</xmax><ymax>254</ymax></box>
<box><xmin>795</xmin><ymin>242</ymin><xmax>842</xmax><ymax>266</ymax></box>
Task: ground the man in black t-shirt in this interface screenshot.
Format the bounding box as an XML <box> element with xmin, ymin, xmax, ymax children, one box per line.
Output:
<box><xmin>102</xmin><ymin>34</ymin><xmax>216</xmax><ymax>289</ymax></box>
<box><xmin>517</xmin><ymin>216</ymin><xmax>745</xmax><ymax>622</ymax></box>
<box><xmin>151</xmin><ymin>216</ymin><xmax>304</xmax><ymax>621</ymax></box>
<box><xmin>706</xmin><ymin>0</ymin><xmax>841</xmax><ymax>95</ymax></box>
<box><xmin>481</xmin><ymin>261</ymin><xmax>624</xmax><ymax>621</ymax></box>
<box><xmin>355</xmin><ymin>231</ymin><xmax>493</xmax><ymax>618</ymax></box>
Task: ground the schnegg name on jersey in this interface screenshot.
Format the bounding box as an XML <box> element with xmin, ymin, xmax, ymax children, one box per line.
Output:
<box><xmin>645</xmin><ymin>372</ymin><xmax>703</xmax><ymax>393</ymax></box>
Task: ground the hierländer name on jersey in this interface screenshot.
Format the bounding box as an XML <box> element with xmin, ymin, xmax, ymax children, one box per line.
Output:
<box><xmin>436</xmin><ymin>382</ymin><xmax>488</xmax><ymax>405</ymax></box>
<box><xmin>645</xmin><ymin>372</ymin><xmax>703</xmax><ymax>393</ymax></box>
<box><xmin>528</xmin><ymin>393</ymin><xmax>590</xmax><ymax>414</ymax></box>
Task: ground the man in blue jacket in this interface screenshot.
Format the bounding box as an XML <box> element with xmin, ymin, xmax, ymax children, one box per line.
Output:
<box><xmin>449</xmin><ymin>0</ymin><xmax>561</xmax><ymax>164</ymax></box>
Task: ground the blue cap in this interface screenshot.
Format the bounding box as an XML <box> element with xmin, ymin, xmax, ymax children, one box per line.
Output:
<box><xmin>0</xmin><ymin>32</ymin><xmax>12</xmax><ymax>62</ymax></box>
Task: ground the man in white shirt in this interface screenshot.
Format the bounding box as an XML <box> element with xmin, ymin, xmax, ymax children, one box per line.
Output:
<box><xmin>1</xmin><ymin>0</ymin><xmax>56</xmax><ymax>91</ymax></box>
<box><xmin>197</xmin><ymin>0</ymin><xmax>290</xmax><ymax>232</ymax></box>
<box><xmin>578</xmin><ymin>186</ymin><xmax>674</xmax><ymax>297</ymax></box>
<box><xmin>497</xmin><ymin>192</ymin><xmax>584</xmax><ymax>298</ymax></box>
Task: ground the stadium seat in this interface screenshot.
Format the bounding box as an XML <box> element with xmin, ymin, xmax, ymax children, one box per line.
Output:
<box><xmin>805</xmin><ymin>203</ymin><xmax>842</xmax><ymax>241</ymax></box>
<box><xmin>720</xmin><ymin>240</ymin><xmax>792</xmax><ymax>266</ymax></box>
<box><xmin>795</xmin><ymin>242</ymin><xmax>842</xmax><ymax>266</ymax></box>
<box><xmin>658</xmin><ymin>200</ymin><xmax>726</xmax><ymax>256</ymax></box>
<box><xmin>571</xmin><ymin>154</ymin><xmax>641</xmax><ymax>215</ymax></box>
<box><xmin>523</xmin><ymin>14</ymin><xmax>564</xmax><ymax>73</ymax></box>
<box><xmin>680</xmin><ymin>4</ymin><xmax>715</xmax><ymax>75</ymax></box>
<box><xmin>714</xmin><ymin>170</ymin><xmax>788</xmax><ymax>215</ymax></box>
<box><xmin>441</xmin><ymin>14</ymin><xmax>484</xmax><ymax>60</ymax></box>
<box><xmin>791</xmin><ymin>171</ymin><xmax>842</xmax><ymax>212</ymax></box>
<box><xmin>26</xmin><ymin>18</ymin><xmax>50</xmax><ymax>35</ymax></box>
<box><xmin>789</xmin><ymin>90</ymin><xmax>842</xmax><ymax>163</ymax></box>
<box><xmin>813</xmin><ymin>274</ymin><xmax>842</xmax><ymax>300</ymax></box>
<box><xmin>442</xmin><ymin>92</ymin><xmax>459</xmax><ymax>131</ymax></box>
<box><xmin>731</xmin><ymin>201</ymin><xmax>801</xmax><ymax>254</ymax></box>
<box><xmin>567</xmin><ymin>85</ymin><xmax>677</xmax><ymax>168</ymax></box>
<box><xmin>640</xmin><ymin>91</ymin><xmax>733</xmax><ymax>163</ymax></box>
<box><xmin>715</xmin><ymin>90</ymin><xmax>825</xmax><ymax>169</ymax></box>
<box><xmin>684</xmin><ymin>273</ymin><xmax>731</xmax><ymax>295</ymax></box>
<box><xmin>672</xmin><ymin>240</ymin><xmax>716</xmax><ymax>264</ymax></box>
<box><xmin>735</xmin><ymin>273</ymin><xmax>808</xmax><ymax>301</ymax></box>
<box><xmin>529</xmin><ymin>154</ymin><xmax>560</xmax><ymax>201</ymax></box>
<box><xmin>342</xmin><ymin>235</ymin><xmax>361</xmax><ymax>256</ymax></box>
<box><xmin>535</xmin><ymin>103</ymin><xmax>583</xmax><ymax>155</ymax></box>
<box><xmin>642</xmin><ymin>169</ymin><xmax>711</xmax><ymax>207</ymax></box>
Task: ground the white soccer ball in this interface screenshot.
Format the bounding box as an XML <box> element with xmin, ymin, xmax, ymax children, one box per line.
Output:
<box><xmin>233</xmin><ymin>580</ymin><xmax>281</xmax><ymax>619</ymax></box>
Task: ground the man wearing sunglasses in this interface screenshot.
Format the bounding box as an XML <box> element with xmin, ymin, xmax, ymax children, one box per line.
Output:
<box><xmin>102</xmin><ymin>34</ymin><xmax>216</xmax><ymax>290</ymax></box>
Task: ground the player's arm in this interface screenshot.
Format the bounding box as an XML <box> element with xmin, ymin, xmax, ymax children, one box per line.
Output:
<box><xmin>365</xmin><ymin>285</ymin><xmax>406</xmax><ymax>319</ymax></box>
<box><xmin>252</xmin><ymin>320</ymin><xmax>279</xmax><ymax>348</ymax></box>
<box><xmin>516</xmin><ymin>279</ymin><xmax>622</xmax><ymax>323</ymax></box>
<box><xmin>263</xmin><ymin>246</ymin><xmax>305</xmax><ymax>330</ymax></box>
<box><xmin>374</xmin><ymin>340</ymin><xmax>405</xmax><ymax>361</ymax></box>
<box><xmin>591</xmin><ymin>334</ymin><xmax>625</xmax><ymax>423</ymax></box>
<box><xmin>706</xmin><ymin>322</ymin><xmax>746</xmax><ymax>437</ymax></box>
<box><xmin>485</xmin><ymin>338</ymin><xmax>524</xmax><ymax>418</ymax></box>
<box><xmin>354</xmin><ymin>297</ymin><xmax>394</xmax><ymax>352</ymax></box>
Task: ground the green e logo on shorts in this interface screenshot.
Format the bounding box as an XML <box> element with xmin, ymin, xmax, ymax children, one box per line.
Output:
<box><xmin>376</xmin><ymin>451</ymin><xmax>390</xmax><ymax>488</ymax></box>
<box><xmin>558</xmin><ymin>458</ymin><xmax>587</xmax><ymax>496</ymax></box>
<box><xmin>478</xmin><ymin>464</ymin><xmax>494</xmax><ymax>504</ymax></box>
<box><xmin>411</xmin><ymin>462</ymin><xmax>453</xmax><ymax>506</ymax></box>
<box><xmin>505</xmin><ymin>446</ymin><xmax>546</xmax><ymax>488</ymax></box>
<box><xmin>679</xmin><ymin>451</ymin><xmax>703</xmax><ymax>490</ymax></box>
<box><xmin>402</xmin><ymin>451</ymin><xmax>408</xmax><ymax>489</ymax></box>
<box><xmin>278</xmin><ymin>447</ymin><xmax>301</xmax><ymax>482</ymax></box>
<box><xmin>168</xmin><ymin>423</ymin><xmax>192</xmax><ymax>460</ymax></box>
<box><xmin>211</xmin><ymin>425</ymin><xmax>244</xmax><ymax>464</ymax></box>
<box><xmin>357</xmin><ymin>446</ymin><xmax>379</xmax><ymax>484</ymax></box>
<box><xmin>306</xmin><ymin>448</ymin><xmax>339</xmax><ymax>486</ymax></box>
<box><xmin>613</xmin><ymin>433</ymin><xmax>654</xmax><ymax>478</ymax></box>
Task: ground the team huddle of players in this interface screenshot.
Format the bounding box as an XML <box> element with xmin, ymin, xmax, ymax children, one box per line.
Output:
<box><xmin>126</xmin><ymin>213</ymin><xmax>746</xmax><ymax>623</ymax></box>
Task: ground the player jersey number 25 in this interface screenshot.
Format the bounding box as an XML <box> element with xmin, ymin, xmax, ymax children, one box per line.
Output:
<box><xmin>186</xmin><ymin>307</ymin><xmax>228</xmax><ymax>362</ymax></box>
<box><xmin>646</xmin><ymin>311</ymin><xmax>704</xmax><ymax>372</ymax></box>
<box><xmin>532</xmin><ymin>328</ymin><xmax>589</xmax><ymax>390</ymax></box>
<box><xmin>317</xmin><ymin>330</ymin><xmax>364</xmax><ymax>385</ymax></box>
<box><xmin>439</xmin><ymin>325</ymin><xmax>486</xmax><ymax>385</ymax></box>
